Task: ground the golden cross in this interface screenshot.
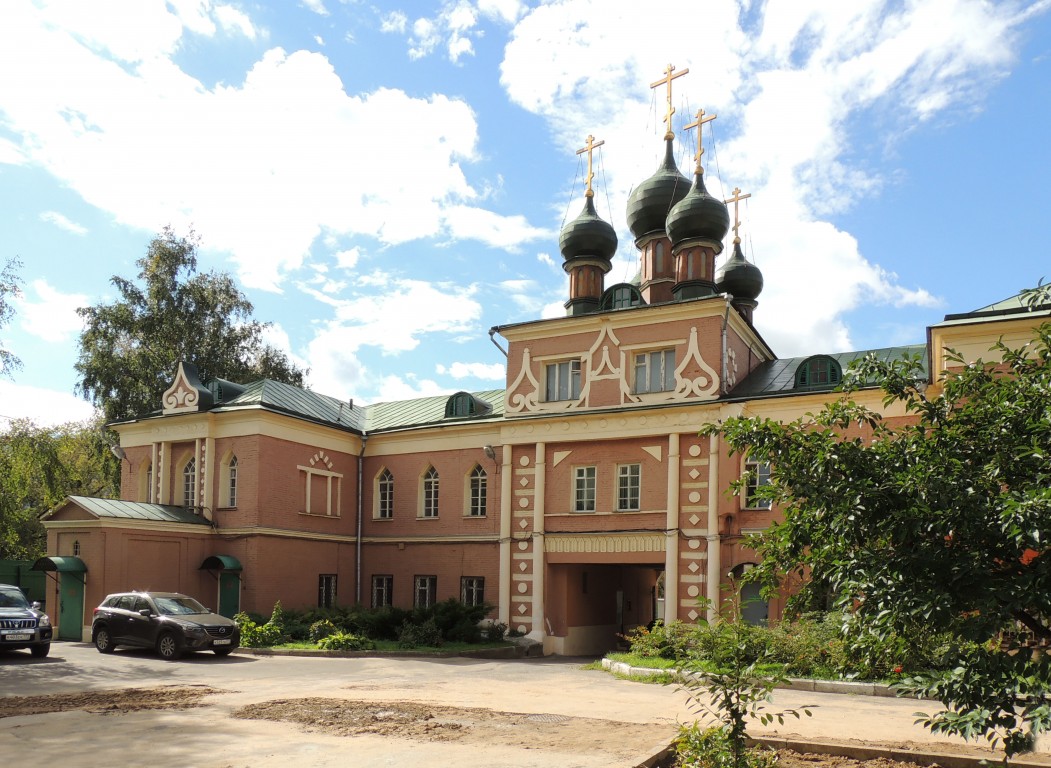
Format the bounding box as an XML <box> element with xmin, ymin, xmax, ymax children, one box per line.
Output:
<box><xmin>724</xmin><ymin>186</ymin><xmax>752</xmax><ymax>238</ymax></box>
<box><xmin>650</xmin><ymin>63</ymin><xmax>689</xmax><ymax>140</ymax></box>
<box><xmin>684</xmin><ymin>108</ymin><xmax>717</xmax><ymax>172</ymax></box>
<box><xmin>575</xmin><ymin>134</ymin><xmax>605</xmax><ymax>198</ymax></box>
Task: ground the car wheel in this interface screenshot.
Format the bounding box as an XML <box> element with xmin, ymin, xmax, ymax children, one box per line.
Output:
<box><xmin>30</xmin><ymin>643</ymin><xmax>50</xmax><ymax>658</ymax></box>
<box><xmin>156</xmin><ymin>631</ymin><xmax>183</xmax><ymax>660</ymax></box>
<box><xmin>94</xmin><ymin>627</ymin><xmax>115</xmax><ymax>654</ymax></box>
<box><xmin>213</xmin><ymin>648</ymin><xmax>234</xmax><ymax>657</ymax></box>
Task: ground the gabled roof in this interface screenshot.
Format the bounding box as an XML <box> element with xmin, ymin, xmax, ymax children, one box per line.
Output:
<box><xmin>728</xmin><ymin>344</ymin><xmax>927</xmax><ymax>400</ymax></box>
<box><xmin>48</xmin><ymin>496</ymin><xmax>212</xmax><ymax>525</ymax></box>
<box><xmin>937</xmin><ymin>288</ymin><xmax>1051</xmax><ymax>327</ymax></box>
<box><xmin>364</xmin><ymin>389</ymin><xmax>505</xmax><ymax>432</ymax></box>
<box><xmin>215</xmin><ymin>379</ymin><xmax>365</xmax><ymax>431</ymax></box>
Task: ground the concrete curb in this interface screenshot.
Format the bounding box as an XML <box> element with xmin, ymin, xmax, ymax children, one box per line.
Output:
<box><xmin>236</xmin><ymin>644</ymin><xmax>525</xmax><ymax>659</ymax></box>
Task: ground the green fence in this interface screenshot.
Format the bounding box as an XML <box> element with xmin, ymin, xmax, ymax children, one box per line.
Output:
<box><xmin>0</xmin><ymin>560</ymin><xmax>47</xmax><ymax>609</ymax></box>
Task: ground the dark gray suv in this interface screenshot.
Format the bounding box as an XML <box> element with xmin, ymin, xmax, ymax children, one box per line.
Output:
<box><xmin>92</xmin><ymin>591</ymin><xmax>239</xmax><ymax>660</ymax></box>
<box><xmin>0</xmin><ymin>583</ymin><xmax>52</xmax><ymax>658</ymax></box>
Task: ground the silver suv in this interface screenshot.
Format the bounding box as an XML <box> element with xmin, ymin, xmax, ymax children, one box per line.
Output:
<box><xmin>0</xmin><ymin>584</ymin><xmax>52</xmax><ymax>658</ymax></box>
<box><xmin>91</xmin><ymin>591</ymin><xmax>239</xmax><ymax>660</ymax></box>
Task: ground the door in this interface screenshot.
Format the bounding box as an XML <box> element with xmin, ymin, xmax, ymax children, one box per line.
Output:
<box><xmin>57</xmin><ymin>574</ymin><xmax>84</xmax><ymax>641</ymax></box>
<box><xmin>218</xmin><ymin>572</ymin><xmax>241</xmax><ymax>618</ymax></box>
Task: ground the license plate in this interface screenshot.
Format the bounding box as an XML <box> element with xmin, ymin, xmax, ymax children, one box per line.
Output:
<box><xmin>212</xmin><ymin>638</ymin><xmax>232</xmax><ymax>645</ymax></box>
<box><xmin>4</xmin><ymin>633</ymin><xmax>31</xmax><ymax>641</ymax></box>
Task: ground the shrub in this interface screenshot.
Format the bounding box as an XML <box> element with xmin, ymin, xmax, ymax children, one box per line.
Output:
<box><xmin>309</xmin><ymin>619</ymin><xmax>338</xmax><ymax>642</ymax></box>
<box><xmin>675</xmin><ymin>724</ymin><xmax>777</xmax><ymax>768</ymax></box>
<box><xmin>234</xmin><ymin>601</ymin><xmax>287</xmax><ymax>648</ymax></box>
<box><xmin>484</xmin><ymin>621</ymin><xmax>506</xmax><ymax>641</ymax></box>
<box><xmin>316</xmin><ymin>631</ymin><xmax>376</xmax><ymax>651</ymax></box>
<box><xmin>398</xmin><ymin>618</ymin><xmax>443</xmax><ymax>648</ymax></box>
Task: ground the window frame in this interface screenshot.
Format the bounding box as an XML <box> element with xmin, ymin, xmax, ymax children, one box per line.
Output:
<box><xmin>318</xmin><ymin>574</ymin><xmax>337</xmax><ymax>608</ymax></box>
<box><xmin>467</xmin><ymin>464</ymin><xmax>487</xmax><ymax>517</ymax></box>
<box><xmin>545</xmin><ymin>358</ymin><xmax>582</xmax><ymax>402</ymax></box>
<box><xmin>743</xmin><ymin>457</ymin><xmax>772</xmax><ymax>509</ymax></box>
<box><xmin>376</xmin><ymin>468</ymin><xmax>394</xmax><ymax>520</ymax></box>
<box><xmin>633</xmin><ymin>348</ymin><xmax>676</xmax><ymax>394</ymax></box>
<box><xmin>182</xmin><ymin>456</ymin><xmax>196</xmax><ymax>508</ymax></box>
<box><xmin>414</xmin><ymin>575</ymin><xmax>437</xmax><ymax>609</ymax></box>
<box><xmin>573</xmin><ymin>465</ymin><xmax>597</xmax><ymax>513</ymax></box>
<box><xmin>461</xmin><ymin>576</ymin><xmax>485</xmax><ymax>607</ymax></box>
<box><xmin>616</xmin><ymin>463</ymin><xmax>641</xmax><ymax>512</ymax></box>
<box><xmin>421</xmin><ymin>466</ymin><xmax>439</xmax><ymax>518</ymax></box>
<box><xmin>371</xmin><ymin>574</ymin><xmax>393</xmax><ymax>608</ymax></box>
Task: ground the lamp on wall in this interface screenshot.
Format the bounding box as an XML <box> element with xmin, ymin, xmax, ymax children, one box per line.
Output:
<box><xmin>109</xmin><ymin>444</ymin><xmax>128</xmax><ymax>462</ymax></box>
<box><xmin>483</xmin><ymin>445</ymin><xmax>496</xmax><ymax>461</ymax></box>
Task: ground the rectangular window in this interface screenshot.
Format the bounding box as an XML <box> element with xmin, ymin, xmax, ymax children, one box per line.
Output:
<box><xmin>545</xmin><ymin>359</ymin><xmax>582</xmax><ymax>401</ymax></box>
<box><xmin>617</xmin><ymin>463</ymin><xmax>641</xmax><ymax>511</ymax></box>
<box><xmin>461</xmin><ymin>576</ymin><xmax>485</xmax><ymax>607</ymax></box>
<box><xmin>371</xmin><ymin>575</ymin><xmax>393</xmax><ymax>608</ymax></box>
<box><xmin>414</xmin><ymin>575</ymin><xmax>437</xmax><ymax>609</ymax></box>
<box><xmin>634</xmin><ymin>349</ymin><xmax>675</xmax><ymax>393</ymax></box>
<box><xmin>745</xmin><ymin>459</ymin><xmax>772</xmax><ymax>509</ymax></box>
<box><xmin>318</xmin><ymin>574</ymin><xmax>337</xmax><ymax>608</ymax></box>
<box><xmin>574</xmin><ymin>466</ymin><xmax>596</xmax><ymax>513</ymax></box>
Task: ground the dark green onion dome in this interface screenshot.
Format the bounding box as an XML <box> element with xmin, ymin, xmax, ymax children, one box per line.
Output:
<box><xmin>666</xmin><ymin>169</ymin><xmax>730</xmax><ymax>246</ymax></box>
<box><xmin>626</xmin><ymin>139</ymin><xmax>690</xmax><ymax>241</ymax></box>
<box><xmin>560</xmin><ymin>195</ymin><xmax>618</xmax><ymax>263</ymax></box>
<box><xmin>716</xmin><ymin>237</ymin><xmax>764</xmax><ymax>300</ymax></box>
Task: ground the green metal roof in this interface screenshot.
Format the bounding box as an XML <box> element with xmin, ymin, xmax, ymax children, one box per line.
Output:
<box><xmin>61</xmin><ymin>496</ymin><xmax>213</xmax><ymax>525</ymax></box>
<box><xmin>364</xmin><ymin>389</ymin><xmax>505</xmax><ymax>432</ymax></box>
<box><xmin>216</xmin><ymin>379</ymin><xmax>366</xmax><ymax>431</ymax></box>
<box><xmin>936</xmin><ymin>288</ymin><xmax>1051</xmax><ymax>328</ymax></box>
<box><xmin>32</xmin><ymin>556</ymin><xmax>87</xmax><ymax>573</ymax></box>
<box><xmin>200</xmin><ymin>555</ymin><xmax>242</xmax><ymax>571</ymax></box>
<box><xmin>728</xmin><ymin>344</ymin><xmax>928</xmax><ymax>400</ymax></box>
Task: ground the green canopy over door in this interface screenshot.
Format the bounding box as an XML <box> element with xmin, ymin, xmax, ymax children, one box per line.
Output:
<box><xmin>200</xmin><ymin>555</ymin><xmax>242</xmax><ymax>617</ymax></box>
<box><xmin>32</xmin><ymin>556</ymin><xmax>87</xmax><ymax>641</ymax></box>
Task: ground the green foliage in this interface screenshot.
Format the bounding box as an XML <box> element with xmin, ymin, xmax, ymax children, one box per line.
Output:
<box><xmin>0</xmin><ymin>257</ymin><xmax>22</xmax><ymax>377</ymax></box>
<box><xmin>623</xmin><ymin>620</ymin><xmax>699</xmax><ymax>660</ymax></box>
<box><xmin>75</xmin><ymin>227</ymin><xmax>307</xmax><ymax>423</ymax></box>
<box><xmin>674</xmin><ymin>723</ymin><xmax>777</xmax><ymax>768</ymax></box>
<box><xmin>235</xmin><ymin>601</ymin><xmax>288</xmax><ymax>648</ymax></box>
<box><xmin>677</xmin><ymin>599</ymin><xmax>812</xmax><ymax>768</ymax></box>
<box><xmin>703</xmin><ymin>316</ymin><xmax>1051</xmax><ymax>756</ymax></box>
<box><xmin>316</xmin><ymin>631</ymin><xmax>375</xmax><ymax>651</ymax></box>
<box><xmin>308</xmin><ymin>619</ymin><xmax>338</xmax><ymax>642</ymax></box>
<box><xmin>398</xmin><ymin>617</ymin><xmax>443</xmax><ymax>648</ymax></box>
<box><xmin>0</xmin><ymin>416</ymin><xmax>118</xmax><ymax>559</ymax></box>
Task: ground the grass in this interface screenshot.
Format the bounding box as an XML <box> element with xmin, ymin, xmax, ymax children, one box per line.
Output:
<box><xmin>263</xmin><ymin>639</ymin><xmax>513</xmax><ymax>654</ymax></box>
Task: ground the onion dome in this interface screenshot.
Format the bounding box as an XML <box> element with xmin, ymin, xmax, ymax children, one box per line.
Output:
<box><xmin>559</xmin><ymin>195</ymin><xmax>618</xmax><ymax>263</ymax></box>
<box><xmin>666</xmin><ymin>169</ymin><xmax>730</xmax><ymax>247</ymax></box>
<box><xmin>716</xmin><ymin>237</ymin><xmax>764</xmax><ymax>300</ymax></box>
<box><xmin>626</xmin><ymin>140</ymin><xmax>690</xmax><ymax>241</ymax></box>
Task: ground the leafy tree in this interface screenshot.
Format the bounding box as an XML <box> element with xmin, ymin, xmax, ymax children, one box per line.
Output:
<box><xmin>0</xmin><ymin>416</ymin><xmax>119</xmax><ymax>559</ymax></box>
<box><xmin>0</xmin><ymin>256</ymin><xmax>23</xmax><ymax>377</ymax></box>
<box><xmin>702</xmin><ymin>312</ymin><xmax>1051</xmax><ymax>757</ymax></box>
<box><xmin>75</xmin><ymin>227</ymin><xmax>307</xmax><ymax>423</ymax></box>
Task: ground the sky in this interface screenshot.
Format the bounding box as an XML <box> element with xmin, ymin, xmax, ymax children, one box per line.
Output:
<box><xmin>2</xmin><ymin>0</ymin><xmax>1051</xmax><ymax>428</ymax></box>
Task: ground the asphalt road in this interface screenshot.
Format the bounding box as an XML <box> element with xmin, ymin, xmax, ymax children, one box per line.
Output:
<box><xmin>2</xmin><ymin>642</ymin><xmax>1050</xmax><ymax>768</ymax></box>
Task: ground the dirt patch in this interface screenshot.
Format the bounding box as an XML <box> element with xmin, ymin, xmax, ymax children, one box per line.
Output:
<box><xmin>234</xmin><ymin>697</ymin><xmax>674</xmax><ymax>758</ymax></box>
<box><xmin>0</xmin><ymin>686</ymin><xmax>220</xmax><ymax>718</ymax></box>
<box><xmin>771</xmin><ymin>751</ymin><xmax>938</xmax><ymax>768</ymax></box>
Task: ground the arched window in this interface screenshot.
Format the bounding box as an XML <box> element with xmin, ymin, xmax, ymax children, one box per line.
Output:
<box><xmin>377</xmin><ymin>469</ymin><xmax>394</xmax><ymax>519</ymax></box>
<box><xmin>227</xmin><ymin>455</ymin><xmax>238</xmax><ymax>507</ymax></box>
<box><xmin>139</xmin><ymin>459</ymin><xmax>153</xmax><ymax>503</ymax></box>
<box><xmin>422</xmin><ymin>467</ymin><xmax>439</xmax><ymax>518</ymax></box>
<box><xmin>444</xmin><ymin>392</ymin><xmax>492</xmax><ymax>418</ymax></box>
<box><xmin>600</xmin><ymin>282</ymin><xmax>645</xmax><ymax>311</ymax></box>
<box><xmin>183</xmin><ymin>457</ymin><xmax>196</xmax><ymax>508</ymax></box>
<box><xmin>467</xmin><ymin>465</ymin><xmax>487</xmax><ymax>517</ymax></box>
<box><xmin>731</xmin><ymin>563</ymin><xmax>768</xmax><ymax>625</ymax></box>
<box><xmin>794</xmin><ymin>355</ymin><xmax>842</xmax><ymax>389</ymax></box>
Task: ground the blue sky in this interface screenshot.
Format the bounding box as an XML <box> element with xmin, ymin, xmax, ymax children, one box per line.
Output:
<box><xmin>2</xmin><ymin>0</ymin><xmax>1050</xmax><ymax>427</ymax></box>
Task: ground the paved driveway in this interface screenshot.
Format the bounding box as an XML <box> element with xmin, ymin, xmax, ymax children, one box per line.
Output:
<box><xmin>1</xmin><ymin>642</ymin><xmax>1049</xmax><ymax>767</ymax></box>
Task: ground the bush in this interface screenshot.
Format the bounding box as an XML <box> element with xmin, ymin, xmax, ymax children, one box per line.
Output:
<box><xmin>484</xmin><ymin>621</ymin><xmax>506</xmax><ymax>641</ymax></box>
<box><xmin>316</xmin><ymin>631</ymin><xmax>376</xmax><ymax>651</ymax></box>
<box><xmin>675</xmin><ymin>724</ymin><xmax>777</xmax><ymax>768</ymax></box>
<box><xmin>398</xmin><ymin>618</ymin><xmax>443</xmax><ymax>648</ymax></box>
<box><xmin>309</xmin><ymin>619</ymin><xmax>338</xmax><ymax>642</ymax></box>
<box><xmin>234</xmin><ymin>601</ymin><xmax>288</xmax><ymax>648</ymax></box>
<box><xmin>624</xmin><ymin>620</ymin><xmax>699</xmax><ymax>660</ymax></box>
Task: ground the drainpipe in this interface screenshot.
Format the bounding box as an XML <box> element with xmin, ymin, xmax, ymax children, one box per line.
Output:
<box><xmin>488</xmin><ymin>326</ymin><xmax>508</xmax><ymax>357</ymax></box>
<box><xmin>720</xmin><ymin>293</ymin><xmax>734</xmax><ymax>395</ymax></box>
<box><xmin>356</xmin><ymin>433</ymin><xmax>368</xmax><ymax>606</ymax></box>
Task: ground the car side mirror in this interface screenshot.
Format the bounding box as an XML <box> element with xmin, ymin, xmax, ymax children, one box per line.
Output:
<box><xmin>139</xmin><ymin>609</ymin><xmax>152</xmax><ymax>617</ymax></box>
<box><xmin>31</xmin><ymin>601</ymin><xmax>42</xmax><ymax>610</ymax></box>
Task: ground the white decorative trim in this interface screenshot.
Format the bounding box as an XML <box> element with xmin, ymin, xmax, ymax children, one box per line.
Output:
<box><xmin>642</xmin><ymin>446</ymin><xmax>662</xmax><ymax>462</ymax></box>
<box><xmin>506</xmin><ymin>347</ymin><xmax>541</xmax><ymax>413</ymax></box>
<box><xmin>545</xmin><ymin>532</ymin><xmax>665</xmax><ymax>554</ymax></box>
<box><xmin>578</xmin><ymin>322</ymin><xmax>637</xmax><ymax>407</ymax></box>
<box><xmin>675</xmin><ymin>327</ymin><xmax>721</xmax><ymax>399</ymax></box>
<box><xmin>162</xmin><ymin>362</ymin><xmax>202</xmax><ymax>414</ymax></box>
<box><xmin>551</xmin><ymin>450</ymin><xmax>571</xmax><ymax>467</ymax></box>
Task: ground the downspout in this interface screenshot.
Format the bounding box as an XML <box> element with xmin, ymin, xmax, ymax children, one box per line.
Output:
<box><xmin>720</xmin><ymin>293</ymin><xmax>734</xmax><ymax>394</ymax></box>
<box><xmin>488</xmin><ymin>326</ymin><xmax>508</xmax><ymax>357</ymax></box>
<box><xmin>356</xmin><ymin>433</ymin><xmax>368</xmax><ymax>606</ymax></box>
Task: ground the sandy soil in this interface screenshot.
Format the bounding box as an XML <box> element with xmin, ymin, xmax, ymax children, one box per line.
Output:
<box><xmin>0</xmin><ymin>686</ymin><xmax>219</xmax><ymax>717</ymax></box>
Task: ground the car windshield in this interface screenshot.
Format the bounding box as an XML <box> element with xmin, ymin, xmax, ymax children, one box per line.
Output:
<box><xmin>153</xmin><ymin>596</ymin><xmax>208</xmax><ymax>615</ymax></box>
<box><xmin>0</xmin><ymin>588</ymin><xmax>30</xmax><ymax>609</ymax></box>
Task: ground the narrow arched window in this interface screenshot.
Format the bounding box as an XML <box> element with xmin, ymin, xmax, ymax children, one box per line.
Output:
<box><xmin>422</xmin><ymin>467</ymin><xmax>439</xmax><ymax>518</ymax></box>
<box><xmin>468</xmin><ymin>465</ymin><xmax>487</xmax><ymax>517</ymax></box>
<box><xmin>183</xmin><ymin>457</ymin><xmax>197</xmax><ymax>508</ymax></box>
<box><xmin>378</xmin><ymin>469</ymin><xmax>394</xmax><ymax>519</ymax></box>
<box><xmin>227</xmin><ymin>456</ymin><xmax>238</xmax><ymax>507</ymax></box>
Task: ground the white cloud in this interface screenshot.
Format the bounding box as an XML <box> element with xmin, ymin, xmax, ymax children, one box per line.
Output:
<box><xmin>0</xmin><ymin>7</ymin><xmax>546</xmax><ymax>292</ymax></box>
<box><xmin>0</xmin><ymin>381</ymin><xmax>96</xmax><ymax>427</ymax></box>
<box><xmin>302</xmin><ymin>0</ymin><xmax>329</xmax><ymax>17</ymax></box>
<box><xmin>501</xmin><ymin>0</ymin><xmax>1036</xmax><ymax>352</ymax></box>
<box><xmin>39</xmin><ymin>211</ymin><xmax>88</xmax><ymax>235</ymax></box>
<box><xmin>366</xmin><ymin>374</ymin><xmax>449</xmax><ymax>403</ymax></box>
<box><xmin>314</xmin><ymin>35</ymin><xmax>325</xmax><ymax>46</ymax></box>
<box><xmin>405</xmin><ymin>1</ymin><xmax>494</xmax><ymax>62</ymax></box>
<box><xmin>0</xmin><ymin>137</ymin><xmax>26</xmax><ymax>166</ymax></box>
<box><xmin>436</xmin><ymin>361</ymin><xmax>505</xmax><ymax>380</ymax></box>
<box><xmin>17</xmin><ymin>280</ymin><xmax>88</xmax><ymax>343</ymax></box>
<box><xmin>441</xmin><ymin>206</ymin><xmax>552</xmax><ymax>248</ymax></box>
<box><xmin>380</xmin><ymin>11</ymin><xmax>408</xmax><ymax>33</ymax></box>
<box><xmin>213</xmin><ymin>4</ymin><xmax>258</xmax><ymax>39</ymax></box>
<box><xmin>334</xmin><ymin>248</ymin><xmax>361</xmax><ymax>270</ymax></box>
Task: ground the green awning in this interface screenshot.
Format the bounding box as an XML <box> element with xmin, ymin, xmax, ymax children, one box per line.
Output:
<box><xmin>32</xmin><ymin>556</ymin><xmax>87</xmax><ymax>573</ymax></box>
<box><xmin>200</xmin><ymin>555</ymin><xmax>242</xmax><ymax>572</ymax></box>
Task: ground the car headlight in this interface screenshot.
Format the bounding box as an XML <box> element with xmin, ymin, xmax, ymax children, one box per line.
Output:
<box><xmin>37</xmin><ymin>614</ymin><xmax>51</xmax><ymax>628</ymax></box>
<box><xmin>179</xmin><ymin>623</ymin><xmax>206</xmax><ymax>635</ymax></box>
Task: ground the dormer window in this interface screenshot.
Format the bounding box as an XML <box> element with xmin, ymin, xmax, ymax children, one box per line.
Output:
<box><xmin>444</xmin><ymin>392</ymin><xmax>492</xmax><ymax>419</ymax></box>
<box><xmin>795</xmin><ymin>355</ymin><xmax>842</xmax><ymax>389</ymax></box>
<box><xmin>600</xmin><ymin>283</ymin><xmax>645</xmax><ymax>311</ymax></box>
